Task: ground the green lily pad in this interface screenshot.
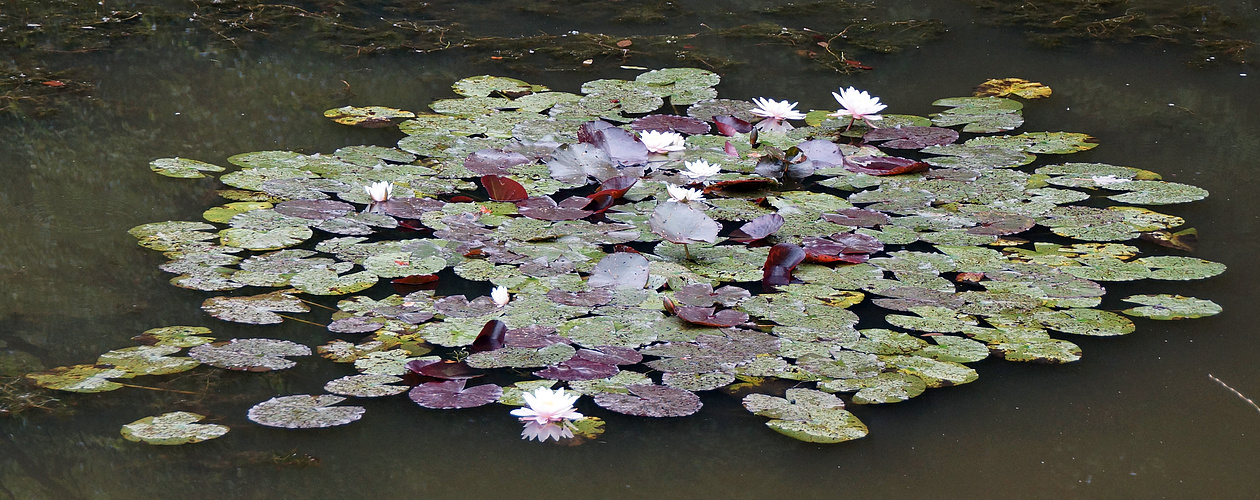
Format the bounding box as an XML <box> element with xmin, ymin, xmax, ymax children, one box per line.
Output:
<box><xmin>991</xmin><ymin>338</ymin><xmax>1082</xmax><ymax>364</ymax></box>
<box><xmin>128</xmin><ymin>221</ymin><xmax>219</xmax><ymax>251</ymax></box>
<box><xmin>1136</xmin><ymin>256</ymin><xmax>1227</xmax><ymax>280</ymax></box>
<box><xmin>452</xmin><ymin>75</ymin><xmax>548</xmax><ymax>98</ymax></box>
<box><xmin>121</xmin><ymin>412</ymin><xmax>229</xmax><ymax>445</ymax></box>
<box><xmin>26</xmin><ymin>364</ymin><xmax>131</xmax><ymax>393</ymax></box>
<box><xmin>202</xmin><ymin>290</ymin><xmax>310</xmax><ymax>324</ymax></box>
<box><xmin>132</xmin><ymin>326</ymin><xmax>215</xmax><ymax>348</ymax></box>
<box><xmin>247</xmin><ymin>394</ymin><xmax>366</xmax><ymax>429</ymax></box>
<box><xmin>1121</xmin><ymin>294</ymin><xmax>1222</xmax><ymax>320</ymax></box>
<box><xmin>1107</xmin><ymin>181</ymin><xmax>1209</xmax><ymax>205</ymax></box>
<box><xmin>742</xmin><ymin>388</ymin><xmax>868</xmax><ymax>443</ymax></box>
<box><xmin>966</xmin><ymin>132</ymin><xmax>1098</xmax><ymax>154</ymax></box>
<box><xmin>289</xmin><ymin>269</ymin><xmax>378</xmax><ymax>295</ymax></box>
<box><xmin>150</xmin><ymin>157</ymin><xmax>226</xmax><ymax>179</ymax></box>
<box><xmin>323</xmin><ymin>374</ymin><xmax>408</xmax><ymax>397</ymax></box>
<box><xmin>323</xmin><ymin>106</ymin><xmax>415</xmax><ymax>127</ymax></box>
<box><xmin>886</xmin><ymin>355</ymin><xmax>978</xmax><ymax>388</ymax></box>
<box><xmin>819</xmin><ymin>371</ymin><xmax>928</xmax><ymax>404</ymax></box>
<box><xmin>1032</xmin><ymin>308</ymin><xmax>1135</xmax><ymax>336</ymax></box>
<box><xmin>465</xmin><ymin>343</ymin><xmax>577</xmax><ymax>369</ymax></box>
<box><xmin>97</xmin><ymin>346</ymin><xmax>200</xmax><ymax>376</ymax></box>
<box><xmin>188</xmin><ymin>338</ymin><xmax>311</xmax><ymax>371</ymax></box>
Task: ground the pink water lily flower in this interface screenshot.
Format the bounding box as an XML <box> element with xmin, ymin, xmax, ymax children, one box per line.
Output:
<box><xmin>511</xmin><ymin>385</ymin><xmax>581</xmax><ymax>419</ymax></box>
<box><xmin>750</xmin><ymin>97</ymin><xmax>806</xmax><ymax>132</ymax></box>
<box><xmin>828</xmin><ymin>87</ymin><xmax>886</xmax><ymax>127</ymax></box>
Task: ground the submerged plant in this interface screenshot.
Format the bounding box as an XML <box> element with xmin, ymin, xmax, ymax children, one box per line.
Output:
<box><xmin>26</xmin><ymin>68</ymin><xmax>1223</xmax><ymax>446</ymax></box>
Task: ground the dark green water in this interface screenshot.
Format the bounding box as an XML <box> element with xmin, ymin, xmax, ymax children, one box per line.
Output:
<box><xmin>2</xmin><ymin>1</ymin><xmax>1258</xmax><ymax>498</ymax></box>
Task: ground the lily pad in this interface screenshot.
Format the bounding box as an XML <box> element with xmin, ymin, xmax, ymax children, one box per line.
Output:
<box><xmin>593</xmin><ymin>384</ymin><xmax>703</xmax><ymax>417</ymax></box>
<box><xmin>202</xmin><ymin>291</ymin><xmax>310</xmax><ymax>324</ymax></box>
<box><xmin>742</xmin><ymin>388</ymin><xmax>867</xmax><ymax>443</ymax></box>
<box><xmin>97</xmin><ymin>345</ymin><xmax>200</xmax><ymax>376</ymax></box>
<box><xmin>26</xmin><ymin>365</ymin><xmax>131</xmax><ymax>393</ymax></box>
<box><xmin>188</xmin><ymin>338</ymin><xmax>311</xmax><ymax>371</ymax></box>
<box><xmin>121</xmin><ymin>412</ymin><xmax>230</xmax><ymax>445</ymax></box>
<box><xmin>247</xmin><ymin>394</ymin><xmax>366</xmax><ymax>429</ymax></box>
<box><xmin>324</xmin><ymin>374</ymin><xmax>409</xmax><ymax>397</ymax></box>
<box><xmin>324</xmin><ymin>106</ymin><xmax>415</xmax><ymax>127</ymax></box>
<box><xmin>150</xmin><ymin>157</ymin><xmax>225</xmax><ymax>179</ymax></box>
<box><xmin>1121</xmin><ymin>294</ymin><xmax>1222</xmax><ymax>320</ymax></box>
<box><xmin>409</xmin><ymin>379</ymin><xmax>503</xmax><ymax>409</ymax></box>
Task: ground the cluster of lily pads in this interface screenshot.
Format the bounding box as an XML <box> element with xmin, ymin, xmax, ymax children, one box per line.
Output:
<box><xmin>28</xmin><ymin>68</ymin><xmax>1223</xmax><ymax>445</ymax></box>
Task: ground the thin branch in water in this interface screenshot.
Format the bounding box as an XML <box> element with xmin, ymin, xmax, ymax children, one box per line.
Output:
<box><xmin>277</xmin><ymin>314</ymin><xmax>327</xmax><ymax>328</ymax></box>
<box><xmin>1208</xmin><ymin>373</ymin><xmax>1260</xmax><ymax>414</ymax></box>
<box><xmin>298</xmin><ymin>298</ymin><xmax>336</xmax><ymax>311</ymax></box>
<box><xmin>116</xmin><ymin>383</ymin><xmax>199</xmax><ymax>395</ymax></box>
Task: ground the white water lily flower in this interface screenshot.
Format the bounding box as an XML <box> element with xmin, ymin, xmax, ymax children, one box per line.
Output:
<box><xmin>666</xmin><ymin>183</ymin><xmax>706</xmax><ymax>203</ymax></box>
<box><xmin>682</xmin><ymin>159</ymin><xmax>721</xmax><ymax>179</ymax></box>
<box><xmin>639</xmin><ymin>130</ymin><xmax>686</xmax><ymax>154</ymax></box>
<box><xmin>491</xmin><ymin>285</ymin><xmax>510</xmax><ymax>307</ymax></box>
<box><xmin>828</xmin><ymin>86</ymin><xmax>886</xmax><ymax>123</ymax></box>
<box><xmin>364</xmin><ymin>181</ymin><xmax>393</xmax><ymax>203</ymax></box>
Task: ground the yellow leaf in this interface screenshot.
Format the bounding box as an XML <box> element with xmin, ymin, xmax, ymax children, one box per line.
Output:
<box><xmin>973</xmin><ymin>78</ymin><xmax>1052</xmax><ymax>99</ymax></box>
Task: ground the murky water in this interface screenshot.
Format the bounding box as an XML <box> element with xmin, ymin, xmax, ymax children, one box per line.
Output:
<box><xmin>2</xmin><ymin>1</ymin><xmax>1258</xmax><ymax>498</ymax></box>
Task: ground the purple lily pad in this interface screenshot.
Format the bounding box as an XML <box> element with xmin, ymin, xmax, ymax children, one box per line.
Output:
<box><xmin>464</xmin><ymin>149</ymin><xmax>531</xmax><ymax>175</ymax></box>
<box><xmin>673</xmin><ymin>284</ymin><xmax>751</xmax><ymax>307</ymax></box>
<box><xmin>378</xmin><ymin>197</ymin><xmax>446</xmax><ymax>219</ymax></box>
<box><xmin>864</xmin><ymin>126</ymin><xmax>959</xmax><ymax>149</ymax></box>
<box><xmin>649</xmin><ymin>202</ymin><xmax>720</xmax><ymax>245</ymax></box>
<box><xmin>575</xmin><ymin>345</ymin><xmax>643</xmax><ymax>365</ymax></box>
<box><xmin>729</xmin><ymin>213</ymin><xmax>784</xmax><ymax>243</ymax></box>
<box><xmin>505</xmin><ymin>325</ymin><xmax>571</xmax><ymax>348</ymax></box>
<box><xmin>434</xmin><ymin>295</ymin><xmax>500</xmax><ymax>318</ymax></box>
<box><xmin>675</xmin><ymin>306</ymin><xmax>750</xmax><ymax>327</ymax></box>
<box><xmin>533</xmin><ymin>358</ymin><xmax>620</xmax><ymax>381</ymax></box>
<box><xmin>966</xmin><ymin>210</ymin><xmax>1036</xmax><ymax>236</ymax></box>
<box><xmin>327</xmin><ymin>317</ymin><xmax>386</xmax><ymax>334</ymax></box>
<box><xmin>593</xmin><ymin>384</ymin><xmax>703</xmax><ymax>417</ymax></box>
<box><xmin>408</xmin><ymin>379</ymin><xmax>502</xmax><ymax>409</ymax></box>
<box><xmin>471</xmin><ymin>320</ymin><xmax>507</xmax><ymax>353</ymax></box>
<box><xmin>844</xmin><ymin>156</ymin><xmax>930</xmax><ymax>176</ymax></box>
<box><xmin>274</xmin><ymin>200</ymin><xmax>355</xmax><ymax>221</ymax></box>
<box><xmin>762</xmin><ymin>243</ymin><xmax>806</xmax><ymax>287</ymax></box>
<box><xmin>631</xmin><ymin>115</ymin><xmax>711</xmax><ymax>135</ymax></box>
<box><xmin>410</xmin><ymin>360</ymin><xmax>482</xmax><ymax>380</ymax></box>
<box><xmin>517</xmin><ymin>195</ymin><xmax>594</xmax><ymax>221</ymax></box>
<box><xmin>546</xmin><ymin>288</ymin><xmax>614</xmax><ymax>307</ymax></box>
<box><xmin>823</xmin><ymin>208</ymin><xmax>891</xmax><ymax>228</ymax></box>
<box><xmin>588</xmin><ymin>253</ymin><xmax>650</xmax><ymax>289</ymax></box>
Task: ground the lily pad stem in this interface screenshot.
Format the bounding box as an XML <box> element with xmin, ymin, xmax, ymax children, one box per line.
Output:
<box><xmin>116</xmin><ymin>383</ymin><xmax>199</xmax><ymax>395</ymax></box>
<box><xmin>297</xmin><ymin>299</ymin><xmax>337</xmax><ymax>311</ymax></box>
<box><xmin>276</xmin><ymin>314</ymin><xmax>327</xmax><ymax>328</ymax></box>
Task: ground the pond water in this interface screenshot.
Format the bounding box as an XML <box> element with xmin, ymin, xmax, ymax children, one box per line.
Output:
<box><xmin>2</xmin><ymin>1</ymin><xmax>1258</xmax><ymax>498</ymax></box>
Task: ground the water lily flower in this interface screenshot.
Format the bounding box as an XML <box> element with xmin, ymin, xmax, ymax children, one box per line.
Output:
<box><xmin>682</xmin><ymin>159</ymin><xmax>721</xmax><ymax>179</ymax></box>
<box><xmin>511</xmin><ymin>387</ymin><xmax>583</xmax><ymax>442</ymax></box>
<box><xmin>1091</xmin><ymin>175</ymin><xmax>1130</xmax><ymax>187</ymax></box>
<box><xmin>491</xmin><ymin>285</ymin><xmax>510</xmax><ymax>307</ymax></box>
<box><xmin>750</xmin><ymin>97</ymin><xmax>806</xmax><ymax>132</ymax></box>
<box><xmin>364</xmin><ymin>181</ymin><xmax>393</xmax><ymax>203</ymax></box>
<box><xmin>666</xmin><ymin>183</ymin><xmax>706</xmax><ymax>203</ymax></box>
<box><xmin>639</xmin><ymin>130</ymin><xmax>686</xmax><ymax>154</ymax></box>
<box><xmin>828</xmin><ymin>87</ymin><xmax>886</xmax><ymax>127</ymax></box>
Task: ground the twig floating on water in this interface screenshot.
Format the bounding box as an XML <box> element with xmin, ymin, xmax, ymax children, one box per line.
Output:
<box><xmin>1208</xmin><ymin>373</ymin><xmax>1260</xmax><ymax>414</ymax></box>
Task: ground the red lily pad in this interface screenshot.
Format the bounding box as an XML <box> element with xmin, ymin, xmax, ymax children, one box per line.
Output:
<box><xmin>409</xmin><ymin>379</ymin><xmax>502</xmax><ymax>409</ymax></box>
<box><xmin>844</xmin><ymin>156</ymin><xmax>930</xmax><ymax>176</ymax></box>
<box><xmin>471</xmin><ymin>320</ymin><xmax>507</xmax><ymax>353</ymax></box>
<box><xmin>729</xmin><ymin>213</ymin><xmax>784</xmax><ymax>243</ymax></box>
<box><xmin>465</xmin><ymin>149</ymin><xmax>531</xmax><ymax>175</ymax></box>
<box><xmin>592</xmin><ymin>384</ymin><xmax>703</xmax><ymax>417</ymax></box>
<box><xmin>762</xmin><ymin>243</ymin><xmax>806</xmax><ymax>287</ymax></box>
<box><xmin>713</xmin><ymin>115</ymin><xmax>753</xmax><ymax>136</ymax></box>
<box><xmin>481</xmin><ymin>175</ymin><xmax>528</xmax><ymax>202</ymax></box>
<box><xmin>593</xmin><ymin>176</ymin><xmax>638</xmax><ymax>200</ymax></box>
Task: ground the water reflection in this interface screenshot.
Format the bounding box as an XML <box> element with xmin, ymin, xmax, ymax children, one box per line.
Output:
<box><xmin>2</xmin><ymin>1</ymin><xmax>1259</xmax><ymax>498</ymax></box>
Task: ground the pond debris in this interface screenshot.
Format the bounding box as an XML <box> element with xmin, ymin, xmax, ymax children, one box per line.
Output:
<box><xmin>1208</xmin><ymin>374</ymin><xmax>1260</xmax><ymax>414</ymax></box>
